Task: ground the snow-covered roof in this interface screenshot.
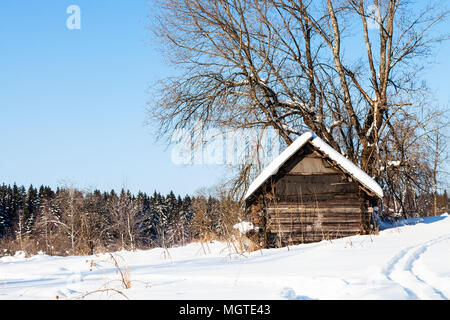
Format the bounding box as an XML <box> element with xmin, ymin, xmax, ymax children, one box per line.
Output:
<box><xmin>244</xmin><ymin>132</ymin><xmax>384</xmax><ymax>200</ymax></box>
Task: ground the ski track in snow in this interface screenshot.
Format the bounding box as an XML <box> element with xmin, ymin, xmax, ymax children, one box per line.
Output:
<box><xmin>383</xmin><ymin>234</ymin><xmax>450</xmax><ymax>300</ymax></box>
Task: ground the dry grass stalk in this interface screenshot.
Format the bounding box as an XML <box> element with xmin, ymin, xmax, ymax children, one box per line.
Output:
<box><xmin>108</xmin><ymin>253</ymin><xmax>131</xmax><ymax>289</ymax></box>
<box><xmin>78</xmin><ymin>288</ymin><xmax>130</xmax><ymax>300</ymax></box>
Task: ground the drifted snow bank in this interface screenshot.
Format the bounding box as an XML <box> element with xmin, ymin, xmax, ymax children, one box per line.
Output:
<box><xmin>0</xmin><ymin>215</ymin><xmax>449</xmax><ymax>300</ymax></box>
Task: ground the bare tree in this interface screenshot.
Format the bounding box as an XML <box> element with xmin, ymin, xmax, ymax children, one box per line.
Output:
<box><xmin>429</xmin><ymin>116</ymin><xmax>449</xmax><ymax>215</ymax></box>
<box><xmin>52</xmin><ymin>188</ymin><xmax>84</xmax><ymax>254</ymax></box>
<box><xmin>109</xmin><ymin>190</ymin><xmax>144</xmax><ymax>251</ymax></box>
<box><xmin>15</xmin><ymin>209</ymin><xmax>25</xmax><ymax>251</ymax></box>
<box><xmin>149</xmin><ymin>0</ymin><xmax>449</xmax><ymax>209</ymax></box>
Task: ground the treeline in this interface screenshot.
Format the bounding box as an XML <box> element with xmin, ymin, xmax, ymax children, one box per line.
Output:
<box><xmin>383</xmin><ymin>190</ymin><xmax>449</xmax><ymax>218</ymax></box>
<box><xmin>0</xmin><ymin>184</ymin><xmax>243</xmax><ymax>257</ymax></box>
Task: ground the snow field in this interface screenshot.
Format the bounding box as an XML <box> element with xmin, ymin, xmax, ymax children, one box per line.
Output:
<box><xmin>0</xmin><ymin>215</ymin><xmax>449</xmax><ymax>300</ymax></box>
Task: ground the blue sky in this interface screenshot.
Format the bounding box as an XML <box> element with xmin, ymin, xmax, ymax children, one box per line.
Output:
<box><xmin>0</xmin><ymin>1</ymin><xmax>448</xmax><ymax>196</ymax></box>
<box><xmin>0</xmin><ymin>0</ymin><xmax>225</xmax><ymax>196</ymax></box>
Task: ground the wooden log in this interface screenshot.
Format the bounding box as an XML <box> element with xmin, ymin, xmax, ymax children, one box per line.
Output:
<box><xmin>271</xmin><ymin>231</ymin><xmax>361</xmax><ymax>238</ymax></box>
<box><xmin>268</xmin><ymin>221</ymin><xmax>362</xmax><ymax>229</ymax></box>
<box><xmin>274</xmin><ymin>193</ymin><xmax>362</xmax><ymax>203</ymax></box>
<box><xmin>267</xmin><ymin>225</ymin><xmax>362</xmax><ymax>233</ymax></box>
<box><xmin>284</xmin><ymin>232</ymin><xmax>361</xmax><ymax>239</ymax></box>
<box><xmin>267</xmin><ymin>213</ymin><xmax>362</xmax><ymax>220</ymax></box>
<box><xmin>267</xmin><ymin>207</ymin><xmax>362</xmax><ymax>214</ymax></box>
<box><xmin>267</xmin><ymin>200</ymin><xmax>363</xmax><ymax>207</ymax></box>
<box><xmin>267</xmin><ymin>221</ymin><xmax>362</xmax><ymax>227</ymax></box>
<box><xmin>267</xmin><ymin>219</ymin><xmax>363</xmax><ymax>225</ymax></box>
<box><xmin>266</xmin><ymin>232</ymin><xmax>361</xmax><ymax>245</ymax></box>
<box><xmin>275</xmin><ymin>175</ymin><xmax>359</xmax><ymax>192</ymax></box>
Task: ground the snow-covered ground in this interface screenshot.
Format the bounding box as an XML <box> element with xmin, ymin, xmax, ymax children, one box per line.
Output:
<box><xmin>1</xmin><ymin>215</ymin><xmax>449</xmax><ymax>300</ymax></box>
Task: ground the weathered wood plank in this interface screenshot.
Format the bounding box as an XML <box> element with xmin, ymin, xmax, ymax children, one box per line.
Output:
<box><xmin>267</xmin><ymin>218</ymin><xmax>362</xmax><ymax>223</ymax></box>
<box><xmin>266</xmin><ymin>231</ymin><xmax>361</xmax><ymax>245</ymax></box>
<box><xmin>268</xmin><ymin>219</ymin><xmax>362</xmax><ymax>226</ymax></box>
<box><xmin>267</xmin><ymin>220</ymin><xmax>363</xmax><ymax>226</ymax></box>
<box><xmin>267</xmin><ymin>199</ymin><xmax>363</xmax><ymax>207</ymax></box>
<box><xmin>274</xmin><ymin>173</ymin><xmax>359</xmax><ymax>196</ymax></box>
<box><xmin>267</xmin><ymin>225</ymin><xmax>362</xmax><ymax>233</ymax></box>
<box><xmin>269</xmin><ymin>231</ymin><xmax>361</xmax><ymax>238</ymax></box>
<box><xmin>267</xmin><ymin>207</ymin><xmax>362</xmax><ymax>214</ymax></box>
<box><xmin>267</xmin><ymin>212</ymin><xmax>362</xmax><ymax>218</ymax></box>
<box><xmin>274</xmin><ymin>193</ymin><xmax>363</xmax><ymax>203</ymax></box>
<box><xmin>289</xmin><ymin>154</ymin><xmax>338</xmax><ymax>175</ymax></box>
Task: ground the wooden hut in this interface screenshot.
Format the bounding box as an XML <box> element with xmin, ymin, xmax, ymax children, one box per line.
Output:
<box><xmin>244</xmin><ymin>132</ymin><xmax>383</xmax><ymax>247</ymax></box>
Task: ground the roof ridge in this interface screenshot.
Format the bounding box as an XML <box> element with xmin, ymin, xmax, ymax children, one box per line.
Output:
<box><xmin>244</xmin><ymin>131</ymin><xmax>383</xmax><ymax>200</ymax></box>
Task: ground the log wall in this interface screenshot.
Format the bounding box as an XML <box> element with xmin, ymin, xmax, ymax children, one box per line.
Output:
<box><xmin>248</xmin><ymin>146</ymin><xmax>371</xmax><ymax>247</ymax></box>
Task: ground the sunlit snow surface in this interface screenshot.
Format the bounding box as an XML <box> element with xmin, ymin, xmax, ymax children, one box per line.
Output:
<box><xmin>1</xmin><ymin>215</ymin><xmax>449</xmax><ymax>300</ymax></box>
